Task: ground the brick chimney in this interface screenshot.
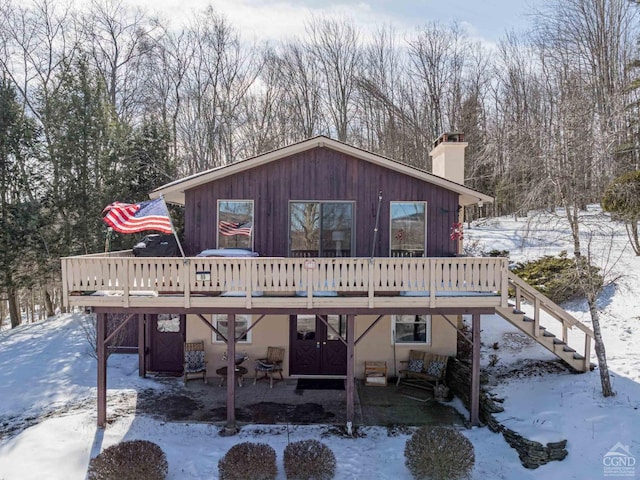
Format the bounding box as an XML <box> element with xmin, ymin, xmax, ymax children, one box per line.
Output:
<box><xmin>429</xmin><ymin>132</ymin><xmax>467</xmax><ymax>185</ymax></box>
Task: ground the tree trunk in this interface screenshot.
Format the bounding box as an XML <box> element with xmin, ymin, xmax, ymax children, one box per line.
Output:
<box><xmin>44</xmin><ymin>288</ymin><xmax>55</xmax><ymax>318</ymax></box>
<box><xmin>625</xmin><ymin>221</ymin><xmax>640</xmax><ymax>256</ymax></box>
<box><xmin>588</xmin><ymin>297</ymin><xmax>614</xmax><ymax>397</ymax></box>
<box><xmin>8</xmin><ymin>286</ymin><xmax>20</xmax><ymax>328</ymax></box>
<box><xmin>567</xmin><ymin>206</ymin><xmax>582</xmax><ymax>258</ymax></box>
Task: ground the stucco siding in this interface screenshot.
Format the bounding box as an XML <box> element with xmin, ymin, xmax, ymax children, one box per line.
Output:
<box><xmin>186</xmin><ymin>313</ymin><xmax>457</xmax><ymax>379</ymax></box>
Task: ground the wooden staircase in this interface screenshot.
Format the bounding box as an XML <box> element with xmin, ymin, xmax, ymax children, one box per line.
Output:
<box><xmin>495</xmin><ymin>271</ymin><xmax>595</xmax><ymax>372</ymax></box>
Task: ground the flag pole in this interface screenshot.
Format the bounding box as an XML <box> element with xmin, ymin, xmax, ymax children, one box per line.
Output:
<box><xmin>160</xmin><ymin>194</ymin><xmax>186</xmax><ymax>258</ymax></box>
<box><xmin>370</xmin><ymin>190</ymin><xmax>383</xmax><ymax>260</ymax></box>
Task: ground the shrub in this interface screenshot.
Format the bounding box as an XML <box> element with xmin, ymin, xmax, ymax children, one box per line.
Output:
<box><xmin>404</xmin><ymin>426</ymin><xmax>474</xmax><ymax>480</ymax></box>
<box><xmin>484</xmin><ymin>249</ymin><xmax>510</xmax><ymax>258</ymax></box>
<box><xmin>218</xmin><ymin>442</ymin><xmax>277</xmax><ymax>480</ymax></box>
<box><xmin>511</xmin><ymin>251</ymin><xmax>601</xmax><ymax>304</ymax></box>
<box><xmin>87</xmin><ymin>440</ymin><xmax>168</xmax><ymax>480</ymax></box>
<box><xmin>283</xmin><ymin>439</ymin><xmax>336</xmax><ymax>480</ymax></box>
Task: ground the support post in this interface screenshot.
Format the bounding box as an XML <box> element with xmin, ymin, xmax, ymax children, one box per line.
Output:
<box><xmin>470</xmin><ymin>313</ymin><xmax>481</xmax><ymax>426</ymax></box>
<box><xmin>225</xmin><ymin>314</ymin><xmax>237</xmax><ymax>434</ymax></box>
<box><xmin>346</xmin><ymin>314</ymin><xmax>355</xmax><ymax>430</ymax></box>
<box><xmin>97</xmin><ymin>312</ymin><xmax>107</xmax><ymax>427</ymax></box>
<box><xmin>138</xmin><ymin>314</ymin><xmax>146</xmax><ymax>378</ymax></box>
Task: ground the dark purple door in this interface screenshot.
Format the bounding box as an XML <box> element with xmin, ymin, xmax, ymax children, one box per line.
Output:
<box><xmin>289</xmin><ymin>314</ymin><xmax>347</xmax><ymax>375</ymax></box>
<box><xmin>147</xmin><ymin>314</ymin><xmax>185</xmax><ymax>373</ymax></box>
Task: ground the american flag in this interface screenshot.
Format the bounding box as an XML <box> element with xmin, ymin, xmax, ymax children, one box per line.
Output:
<box><xmin>102</xmin><ymin>198</ymin><xmax>173</xmax><ymax>234</ymax></box>
<box><xmin>219</xmin><ymin>220</ymin><xmax>252</xmax><ymax>236</ymax></box>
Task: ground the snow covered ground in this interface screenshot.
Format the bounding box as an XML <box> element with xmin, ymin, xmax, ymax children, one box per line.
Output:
<box><xmin>0</xmin><ymin>207</ymin><xmax>638</xmax><ymax>480</ymax></box>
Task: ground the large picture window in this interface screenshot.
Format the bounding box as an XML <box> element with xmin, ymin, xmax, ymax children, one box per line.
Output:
<box><xmin>212</xmin><ymin>314</ymin><xmax>252</xmax><ymax>343</ymax></box>
<box><xmin>217</xmin><ymin>200</ymin><xmax>254</xmax><ymax>250</ymax></box>
<box><xmin>390</xmin><ymin>202</ymin><xmax>426</xmax><ymax>257</ymax></box>
<box><xmin>289</xmin><ymin>201</ymin><xmax>354</xmax><ymax>257</ymax></box>
<box><xmin>392</xmin><ymin>315</ymin><xmax>431</xmax><ymax>345</ymax></box>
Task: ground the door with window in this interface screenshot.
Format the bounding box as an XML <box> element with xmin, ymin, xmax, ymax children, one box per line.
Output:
<box><xmin>147</xmin><ymin>314</ymin><xmax>185</xmax><ymax>374</ymax></box>
<box><xmin>289</xmin><ymin>314</ymin><xmax>347</xmax><ymax>375</ymax></box>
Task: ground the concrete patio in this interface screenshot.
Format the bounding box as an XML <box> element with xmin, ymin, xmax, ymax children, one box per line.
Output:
<box><xmin>133</xmin><ymin>374</ymin><xmax>466</xmax><ymax>428</ymax></box>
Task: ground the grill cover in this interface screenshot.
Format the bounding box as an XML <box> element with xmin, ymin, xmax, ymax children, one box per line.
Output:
<box><xmin>132</xmin><ymin>234</ymin><xmax>178</xmax><ymax>257</ymax></box>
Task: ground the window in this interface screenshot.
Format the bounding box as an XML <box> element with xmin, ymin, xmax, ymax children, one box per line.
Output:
<box><xmin>390</xmin><ymin>202</ymin><xmax>426</xmax><ymax>257</ymax></box>
<box><xmin>326</xmin><ymin>314</ymin><xmax>346</xmax><ymax>340</ymax></box>
<box><xmin>392</xmin><ymin>315</ymin><xmax>431</xmax><ymax>345</ymax></box>
<box><xmin>212</xmin><ymin>314</ymin><xmax>252</xmax><ymax>343</ymax></box>
<box><xmin>289</xmin><ymin>201</ymin><xmax>354</xmax><ymax>257</ymax></box>
<box><xmin>157</xmin><ymin>314</ymin><xmax>181</xmax><ymax>332</ymax></box>
<box><xmin>217</xmin><ymin>200</ymin><xmax>254</xmax><ymax>250</ymax></box>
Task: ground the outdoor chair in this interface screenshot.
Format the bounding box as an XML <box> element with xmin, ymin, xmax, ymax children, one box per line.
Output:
<box><xmin>396</xmin><ymin>350</ymin><xmax>448</xmax><ymax>396</ymax></box>
<box><xmin>183</xmin><ymin>341</ymin><xmax>208</xmax><ymax>385</ymax></box>
<box><xmin>254</xmin><ymin>346</ymin><xmax>285</xmax><ymax>388</ymax></box>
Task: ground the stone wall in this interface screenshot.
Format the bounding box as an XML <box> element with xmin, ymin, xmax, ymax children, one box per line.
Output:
<box><xmin>446</xmin><ymin>358</ymin><xmax>568</xmax><ymax>469</ymax></box>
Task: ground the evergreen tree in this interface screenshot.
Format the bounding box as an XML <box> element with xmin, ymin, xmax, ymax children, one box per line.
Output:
<box><xmin>107</xmin><ymin>119</ymin><xmax>179</xmax><ymax>251</ymax></box>
<box><xmin>41</xmin><ymin>55</ymin><xmax>126</xmax><ymax>258</ymax></box>
<box><xmin>0</xmin><ymin>78</ymin><xmax>41</xmax><ymax>327</ymax></box>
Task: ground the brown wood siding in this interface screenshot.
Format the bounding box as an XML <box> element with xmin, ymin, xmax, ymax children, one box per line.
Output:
<box><xmin>184</xmin><ymin>147</ymin><xmax>460</xmax><ymax>257</ymax></box>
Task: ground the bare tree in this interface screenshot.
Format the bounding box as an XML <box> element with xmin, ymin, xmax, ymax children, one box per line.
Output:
<box><xmin>572</xmin><ymin>224</ymin><xmax>625</xmax><ymax>397</ymax></box>
<box><xmin>407</xmin><ymin>22</ymin><xmax>468</xmax><ymax>141</ymax></box>
<box><xmin>278</xmin><ymin>40</ymin><xmax>325</xmax><ymax>140</ymax></box>
<box><xmin>307</xmin><ymin>17</ymin><xmax>362</xmax><ymax>142</ymax></box>
<box><xmin>355</xmin><ymin>25</ymin><xmax>417</xmax><ymax>163</ymax></box>
<box><xmin>237</xmin><ymin>47</ymin><xmax>289</xmax><ymax>156</ymax></box>
<box><xmin>140</xmin><ymin>20</ymin><xmax>191</xmax><ymax>164</ymax></box>
<box><xmin>83</xmin><ymin>0</ymin><xmax>157</xmax><ymax>122</ymax></box>
<box><xmin>179</xmin><ymin>7</ymin><xmax>259</xmax><ymax>172</ymax></box>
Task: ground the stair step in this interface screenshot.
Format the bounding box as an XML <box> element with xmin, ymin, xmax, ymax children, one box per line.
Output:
<box><xmin>497</xmin><ymin>302</ymin><xmax>589</xmax><ymax>372</ymax></box>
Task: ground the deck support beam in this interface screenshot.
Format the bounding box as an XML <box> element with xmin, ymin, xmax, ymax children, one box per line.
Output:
<box><xmin>97</xmin><ymin>312</ymin><xmax>107</xmax><ymax>428</ymax></box>
<box><xmin>470</xmin><ymin>313</ymin><xmax>481</xmax><ymax>426</ymax></box>
<box><xmin>346</xmin><ymin>314</ymin><xmax>355</xmax><ymax>431</ymax></box>
<box><xmin>225</xmin><ymin>314</ymin><xmax>237</xmax><ymax>434</ymax></box>
<box><xmin>138</xmin><ymin>314</ymin><xmax>146</xmax><ymax>377</ymax></box>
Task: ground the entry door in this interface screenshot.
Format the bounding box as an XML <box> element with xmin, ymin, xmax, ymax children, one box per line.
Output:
<box><xmin>289</xmin><ymin>314</ymin><xmax>347</xmax><ymax>375</ymax></box>
<box><xmin>146</xmin><ymin>314</ymin><xmax>185</xmax><ymax>373</ymax></box>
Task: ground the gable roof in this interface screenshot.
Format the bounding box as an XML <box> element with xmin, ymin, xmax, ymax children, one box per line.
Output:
<box><xmin>150</xmin><ymin>136</ymin><xmax>494</xmax><ymax>206</ymax></box>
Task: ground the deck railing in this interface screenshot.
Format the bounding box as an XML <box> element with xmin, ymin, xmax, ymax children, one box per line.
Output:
<box><xmin>62</xmin><ymin>254</ymin><xmax>508</xmax><ymax>308</ymax></box>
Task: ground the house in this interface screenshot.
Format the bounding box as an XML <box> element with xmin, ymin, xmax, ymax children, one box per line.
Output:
<box><xmin>61</xmin><ymin>133</ymin><xmax>594</xmax><ymax>433</ymax></box>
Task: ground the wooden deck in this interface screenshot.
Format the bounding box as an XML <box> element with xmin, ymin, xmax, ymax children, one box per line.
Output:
<box><xmin>62</xmin><ymin>253</ymin><xmax>508</xmax><ymax>311</ymax></box>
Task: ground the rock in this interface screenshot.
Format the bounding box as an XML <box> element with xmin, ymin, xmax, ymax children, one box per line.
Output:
<box><xmin>446</xmin><ymin>357</ymin><xmax>569</xmax><ymax>469</ymax></box>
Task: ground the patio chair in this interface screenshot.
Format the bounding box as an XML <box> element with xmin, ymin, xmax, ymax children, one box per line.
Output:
<box><xmin>183</xmin><ymin>341</ymin><xmax>208</xmax><ymax>385</ymax></box>
<box><xmin>396</xmin><ymin>350</ymin><xmax>448</xmax><ymax>391</ymax></box>
<box><xmin>253</xmin><ymin>346</ymin><xmax>285</xmax><ymax>388</ymax></box>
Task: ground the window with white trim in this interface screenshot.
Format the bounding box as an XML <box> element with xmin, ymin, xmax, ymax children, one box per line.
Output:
<box><xmin>212</xmin><ymin>314</ymin><xmax>252</xmax><ymax>343</ymax></box>
<box><xmin>392</xmin><ymin>315</ymin><xmax>431</xmax><ymax>345</ymax></box>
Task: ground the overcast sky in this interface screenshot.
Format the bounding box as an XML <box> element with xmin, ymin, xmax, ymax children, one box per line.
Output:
<box><xmin>131</xmin><ymin>0</ymin><xmax>542</xmax><ymax>45</ymax></box>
